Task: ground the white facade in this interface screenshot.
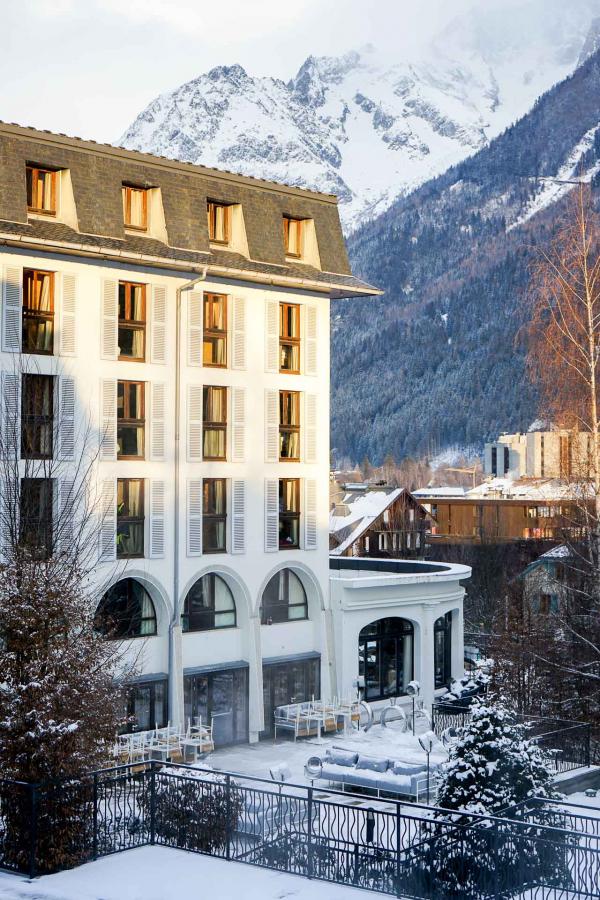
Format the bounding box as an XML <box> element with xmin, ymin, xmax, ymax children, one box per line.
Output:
<box><xmin>484</xmin><ymin>430</ymin><xmax>593</xmax><ymax>479</ymax></box>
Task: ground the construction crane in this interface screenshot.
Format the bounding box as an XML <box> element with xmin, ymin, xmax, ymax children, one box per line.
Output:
<box><xmin>444</xmin><ymin>466</ymin><xmax>480</xmax><ymax>488</ymax></box>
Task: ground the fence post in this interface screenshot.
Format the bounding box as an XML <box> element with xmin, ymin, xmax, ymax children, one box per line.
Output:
<box><xmin>307</xmin><ymin>786</ymin><xmax>313</xmax><ymax>880</ymax></box>
<box><xmin>395</xmin><ymin>803</ymin><xmax>402</xmax><ymax>898</ymax></box>
<box><xmin>28</xmin><ymin>783</ymin><xmax>38</xmax><ymax>880</ymax></box>
<box><xmin>92</xmin><ymin>772</ymin><xmax>98</xmax><ymax>860</ymax></box>
<box><xmin>150</xmin><ymin>762</ymin><xmax>156</xmax><ymax>846</ymax></box>
<box><xmin>585</xmin><ymin>724</ymin><xmax>591</xmax><ymax>768</ymax></box>
<box><xmin>225</xmin><ymin>774</ymin><xmax>232</xmax><ymax>861</ymax></box>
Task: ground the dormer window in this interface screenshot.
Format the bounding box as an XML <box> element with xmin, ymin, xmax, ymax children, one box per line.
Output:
<box><xmin>26</xmin><ymin>166</ymin><xmax>57</xmax><ymax>216</ymax></box>
<box><xmin>123</xmin><ymin>185</ymin><xmax>148</xmax><ymax>231</ymax></box>
<box><xmin>283</xmin><ymin>216</ymin><xmax>303</xmax><ymax>258</ymax></box>
<box><xmin>207</xmin><ymin>201</ymin><xmax>230</xmax><ymax>244</ymax></box>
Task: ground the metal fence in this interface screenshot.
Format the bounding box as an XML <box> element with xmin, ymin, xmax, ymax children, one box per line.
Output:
<box><xmin>1</xmin><ymin>761</ymin><xmax>599</xmax><ymax>898</ymax></box>
<box><xmin>432</xmin><ymin>702</ymin><xmax>592</xmax><ymax>773</ymax></box>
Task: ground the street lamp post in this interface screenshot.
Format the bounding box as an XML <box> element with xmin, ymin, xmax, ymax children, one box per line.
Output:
<box><xmin>406</xmin><ymin>680</ymin><xmax>420</xmax><ymax>736</ymax></box>
<box><xmin>418</xmin><ymin>734</ymin><xmax>434</xmax><ymax>804</ymax></box>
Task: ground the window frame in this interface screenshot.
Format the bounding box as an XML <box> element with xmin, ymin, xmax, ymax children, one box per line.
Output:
<box><xmin>117</xmin><ymin>380</ymin><xmax>145</xmax><ymax>460</ymax></box>
<box><xmin>21</xmin><ymin>373</ymin><xmax>54</xmax><ymax>461</ymax></box>
<box><xmin>118</xmin><ymin>281</ymin><xmax>147</xmax><ymax>362</ymax></box>
<box><xmin>117</xmin><ymin>478</ymin><xmax>145</xmax><ymax>559</ymax></box>
<box><xmin>279</xmin><ymin>302</ymin><xmax>301</xmax><ymax>374</ymax></box>
<box><xmin>358</xmin><ymin>617</ymin><xmax>415</xmax><ymax>702</ymax></box>
<box><xmin>202</xmin><ymin>478</ymin><xmax>227</xmax><ymax>554</ymax></box>
<box><xmin>22</xmin><ymin>269</ymin><xmax>55</xmax><ymax>356</ymax></box>
<box><xmin>279</xmin><ymin>390</ymin><xmax>301</xmax><ymax>461</ymax></box>
<box><xmin>202</xmin><ymin>385</ymin><xmax>228</xmax><ymax>461</ymax></box>
<box><xmin>260</xmin><ymin>568</ymin><xmax>308</xmax><ymax>625</ymax></box>
<box><xmin>279</xmin><ymin>478</ymin><xmax>300</xmax><ymax>550</ymax></box>
<box><xmin>122</xmin><ymin>185</ymin><xmax>148</xmax><ymax>231</ymax></box>
<box><xmin>203</xmin><ymin>292</ymin><xmax>228</xmax><ymax>368</ymax></box>
<box><xmin>19</xmin><ymin>477</ymin><xmax>54</xmax><ymax>560</ymax></box>
<box><xmin>207</xmin><ymin>201</ymin><xmax>231</xmax><ymax>245</ymax></box>
<box><xmin>182</xmin><ymin>572</ymin><xmax>237</xmax><ymax>632</ymax></box>
<box><xmin>283</xmin><ymin>216</ymin><xmax>303</xmax><ymax>258</ymax></box>
<box><xmin>96</xmin><ymin>578</ymin><xmax>157</xmax><ymax>640</ymax></box>
<box><xmin>26</xmin><ymin>165</ymin><xmax>57</xmax><ymax>216</ymax></box>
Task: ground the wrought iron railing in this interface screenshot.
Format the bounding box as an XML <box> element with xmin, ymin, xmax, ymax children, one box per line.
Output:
<box><xmin>1</xmin><ymin>761</ymin><xmax>599</xmax><ymax>898</ymax></box>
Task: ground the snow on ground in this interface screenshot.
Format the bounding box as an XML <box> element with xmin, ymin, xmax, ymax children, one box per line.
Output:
<box><xmin>0</xmin><ymin>846</ymin><xmax>366</xmax><ymax>900</ymax></box>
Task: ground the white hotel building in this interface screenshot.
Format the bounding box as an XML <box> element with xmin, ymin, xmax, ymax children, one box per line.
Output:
<box><xmin>0</xmin><ymin>123</ymin><xmax>468</xmax><ymax>746</ymax></box>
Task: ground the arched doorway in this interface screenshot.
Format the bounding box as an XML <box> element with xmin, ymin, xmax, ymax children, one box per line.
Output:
<box><xmin>358</xmin><ymin>617</ymin><xmax>414</xmax><ymax>701</ymax></box>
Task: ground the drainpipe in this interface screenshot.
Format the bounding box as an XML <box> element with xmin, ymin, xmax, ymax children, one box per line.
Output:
<box><xmin>169</xmin><ymin>266</ymin><xmax>208</xmax><ymax>727</ymax></box>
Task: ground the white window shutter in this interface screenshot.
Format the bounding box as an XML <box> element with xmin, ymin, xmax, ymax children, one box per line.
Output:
<box><xmin>151</xmin><ymin>284</ymin><xmax>167</xmax><ymax>364</ymax></box>
<box><xmin>150</xmin><ymin>382</ymin><xmax>166</xmax><ymax>461</ymax></box>
<box><xmin>1</xmin><ymin>372</ymin><xmax>20</xmax><ymax>457</ymax></box>
<box><xmin>101</xmin><ymin>280</ymin><xmax>118</xmax><ymax>360</ymax></box>
<box><xmin>305</xmin><ymin>305</ymin><xmax>318</xmax><ymax>376</ymax></box>
<box><xmin>304</xmin><ymin>393</ymin><xmax>317</xmax><ymax>464</ymax></box>
<box><xmin>188</xmin><ymin>291</ymin><xmax>203</xmax><ymax>366</ymax></box>
<box><xmin>149</xmin><ymin>479</ymin><xmax>165</xmax><ymax>558</ymax></box>
<box><xmin>187</xmin><ymin>478</ymin><xmax>203</xmax><ymax>556</ymax></box>
<box><xmin>59</xmin><ymin>377</ymin><xmax>76</xmax><ymax>460</ymax></box>
<box><xmin>56</xmin><ymin>479</ymin><xmax>75</xmax><ymax>556</ymax></box>
<box><xmin>2</xmin><ymin>266</ymin><xmax>22</xmax><ymax>352</ymax></box>
<box><xmin>304</xmin><ymin>478</ymin><xmax>318</xmax><ymax>550</ymax></box>
<box><xmin>231</xmin><ymin>387</ymin><xmax>245</xmax><ymax>463</ymax></box>
<box><xmin>0</xmin><ymin>477</ymin><xmax>17</xmax><ymax>558</ymax></box>
<box><xmin>231</xmin><ymin>479</ymin><xmax>246</xmax><ymax>554</ymax></box>
<box><xmin>265</xmin><ymin>298</ymin><xmax>278</xmax><ymax>373</ymax></box>
<box><xmin>60</xmin><ymin>273</ymin><xmax>77</xmax><ymax>356</ymax></box>
<box><xmin>187</xmin><ymin>384</ymin><xmax>203</xmax><ymax>462</ymax></box>
<box><xmin>99</xmin><ymin>478</ymin><xmax>116</xmax><ymax>563</ymax></box>
<box><xmin>264</xmin><ymin>389</ymin><xmax>279</xmax><ymax>463</ymax></box>
<box><xmin>100</xmin><ymin>378</ymin><xmax>117</xmax><ymax>460</ymax></box>
<box><xmin>264</xmin><ymin>478</ymin><xmax>279</xmax><ymax>552</ymax></box>
<box><xmin>232</xmin><ymin>296</ymin><xmax>246</xmax><ymax>370</ymax></box>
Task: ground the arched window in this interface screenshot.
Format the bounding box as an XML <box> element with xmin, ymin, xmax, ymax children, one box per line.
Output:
<box><xmin>261</xmin><ymin>568</ymin><xmax>307</xmax><ymax>624</ymax></box>
<box><xmin>358</xmin><ymin>617</ymin><xmax>413</xmax><ymax>701</ymax></box>
<box><xmin>434</xmin><ymin>612</ymin><xmax>452</xmax><ymax>688</ymax></box>
<box><xmin>96</xmin><ymin>578</ymin><xmax>157</xmax><ymax>638</ymax></box>
<box><xmin>182</xmin><ymin>573</ymin><xmax>236</xmax><ymax>632</ymax></box>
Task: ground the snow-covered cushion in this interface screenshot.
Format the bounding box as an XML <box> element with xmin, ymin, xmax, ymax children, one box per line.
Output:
<box><xmin>326</xmin><ymin>749</ymin><xmax>359</xmax><ymax>767</ymax></box>
<box><xmin>355</xmin><ymin>754</ymin><xmax>388</xmax><ymax>773</ymax></box>
<box><xmin>392</xmin><ymin>761</ymin><xmax>426</xmax><ymax>776</ymax></box>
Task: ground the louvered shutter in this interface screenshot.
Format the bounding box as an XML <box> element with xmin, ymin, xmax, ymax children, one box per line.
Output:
<box><xmin>188</xmin><ymin>291</ymin><xmax>203</xmax><ymax>366</ymax></box>
<box><xmin>232</xmin><ymin>296</ymin><xmax>246</xmax><ymax>370</ymax></box>
<box><xmin>265</xmin><ymin>298</ymin><xmax>279</xmax><ymax>373</ymax></box>
<box><xmin>304</xmin><ymin>393</ymin><xmax>317</xmax><ymax>464</ymax></box>
<box><xmin>304</xmin><ymin>478</ymin><xmax>318</xmax><ymax>550</ymax></box>
<box><xmin>305</xmin><ymin>305</ymin><xmax>318</xmax><ymax>376</ymax></box>
<box><xmin>100</xmin><ymin>378</ymin><xmax>117</xmax><ymax>460</ymax></box>
<box><xmin>231</xmin><ymin>387</ymin><xmax>245</xmax><ymax>463</ymax></box>
<box><xmin>149</xmin><ymin>479</ymin><xmax>165</xmax><ymax>558</ymax></box>
<box><xmin>60</xmin><ymin>273</ymin><xmax>77</xmax><ymax>356</ymax></box>
<box><xmin>0</xmin><ymin>478</ymin><xmax>15</xmax><ymax>558</ymax></box>
<box><xmin>264</xmin><ymin>478</ymin><xmax>279</xmax><ymax>552</ymax></box>
<box><xmin>2</xmin><ymin>266</ymin><xmax>22</xmax><ymax>352</ymax></box>
<box><xmin>1</xmin><ymin>372</ymin><xmax>19</xmax><ymax>457</ymax></box>
<box><xmin>56</xmin><ymin>479</ymin><xmax>75</xmax><ymax>556</ymax></box>
<box><xmin>59</xmin><ymin>377</ymin><xmax>76</xmax><ymax>460</ymax></box>
<box><xmin>99</xmin><ymin>478</ymin><xmax>116</xmax><ymax>563</ymax></box>
<box><xmin>101</xmin><ymin>280</ymin><xmax>118</xmax><ymax>360</ymax></box>
<box><xmin>231</xmin><ymin>479</ymin><xmax>246</xmax><ymax>554</ymax></box>
<box><xmin>264</xmin><ymin>389</ymin><xmax>279</xmax><ymax>463</ymax></box>
<box><xmin>187</xmin><ymin>478</ymin><xmax>202</xmax><ymax>556</ymax></box>
<box><xmin>151</xmin><ymin>284</ymin><xmax>167</xmax><ymax>363</ymax></box>
<box><xmin>150</xmin><ymin>382</ymin><xmax>166</xmax><ymax>461</ymax></box>
<box><xmin>187</xmin><ymin>384</ymin><xmax>203</xmax><ymax>461</ymax></box>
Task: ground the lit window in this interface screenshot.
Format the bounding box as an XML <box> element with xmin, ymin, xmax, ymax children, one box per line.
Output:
<box><xmin>117</xmin><ymin>381</ymin><xmax>145</xmax><ymax>459</ymax></box>
<box><xmin>22</xmin><ymin>269</ymin><xmax>54</xmax><ymax>355</ymax></box>
<box><xmin>279</xmin><ymin>478</ymin><xmax>300</xmax><ymax>549</ymax></box>
<box><xmin>203</xmin><ymin>386</ymin><xmax>227</xmax><ymax>460</ymax></box>
<box><xmin>203</xmin><ymin>293</ymin><xmax>227</xmax><ymax>367</ymax></box>
<box><xmin>122</xmin><ymin>186</ymin><xmax>148</xmax><ymax>230</ymax></box>
<box><xmin>279</xmin><ymin>302</ymin><xmax>300</xmax><ymax>373</ymax></box>
<box><xmin>207</xmin><ymin>201</ymin><xmax>231</xmax><ymax>244</ymax></box>
<box><xmin>118</xmin><ymin>282</ymin><xmax>146</xmax><ymax>360</ymax></box>
<box><xmin>26</xmin><ymin>166</ymin><xmax>56</xmax><ymax>215</ymax></box>
<box><xmin>279</xmin><ymin>391</ymin><xmax>300</xmax><ymax>461</ymax></box>
<box><xmin>283</xmin><ymin>216</ymin><xmax>303</xmax><ymax>257</ymax></box>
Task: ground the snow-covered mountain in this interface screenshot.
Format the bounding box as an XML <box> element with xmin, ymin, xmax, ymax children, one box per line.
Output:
<box><xmin>120</xmin><ymin>0</ymin><xmax>600</xmax><ymax>230</ymax></box>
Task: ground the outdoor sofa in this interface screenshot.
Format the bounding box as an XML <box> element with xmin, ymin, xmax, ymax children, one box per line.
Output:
<box><xmin>314</xmin><ymin>746</ymin><xmax>443</xmax><ymax>801</ymax></box>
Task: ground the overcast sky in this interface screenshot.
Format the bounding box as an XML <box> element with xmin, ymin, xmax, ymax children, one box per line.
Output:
<box><xmin>0</xmin><ymin>0</ymin><xmax>479</xmax><ymax>142</ymax></box>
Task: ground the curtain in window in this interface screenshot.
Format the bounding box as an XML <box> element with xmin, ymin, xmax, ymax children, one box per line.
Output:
<box><xmin>140</xmin><ymin>592</ymin><xmax>156</xmax><ymax>636</ymax></box>
<box><xmin>129</xmin><ymin>190</ymin><xmax>144</xmax><ymax>227</ymax></box>
<box><xmin>41</xmin><ymin>172</ymin><xmax>53</xmax><ymax>210</ymax></box>
<box><xmin>214</xmin><ymin>206</ymin><xmax>226</xmax><ymax>242</ymax></box>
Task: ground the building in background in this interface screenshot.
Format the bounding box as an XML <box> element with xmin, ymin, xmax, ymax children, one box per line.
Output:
<box><xmin>484</xmin><ymin>430</ymin><xmax>593</xmax><ymax>479</ymax></box>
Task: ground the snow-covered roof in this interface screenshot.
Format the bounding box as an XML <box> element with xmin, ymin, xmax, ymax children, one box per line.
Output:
<box><xmin>464</xmin><ymin>477</ymin><xmax>585</xmax><ymax>500</ymax></box>
<box><xmin>330</xmin><ymin>487</ymin><xmax>424</xmax><ymax>555</ymax></box>
<box><xmin>413</xmin><ymin>486</ymin><xmax>467</xmax><ymax>499</ymax></box>
<box><xmin>540</xmin><ymin>544</ymin><xmax>571</xmax><ymax>559</ymax></box>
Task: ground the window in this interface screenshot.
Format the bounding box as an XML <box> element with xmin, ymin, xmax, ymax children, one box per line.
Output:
<box><xmin>26</xmin><ymin>166</ymin><xmax>56</xmax><ymax>215</ymax></box>
<box><xmin>182</xmin><ymin>573</ymin><xmax>236</xmax><ymax>632</ymax></box>
<box><xmin>491</xmin><ymin>446</ymin><xmax>497</xmax><ymax>476</ymax></box>
<box><xmin>203</xmin><ymin>386</ymin><xmax>227</xmax><ymax>460</ymax></box>
<box><xmin>279</xmin><ymin>478</ymin><xmax>300</xmax><ymax>548</ymax></box>
<box><xmin>184</xmin><ymin>667</ymin><xmax>248</xmax><ymax>746</ymax></box>
<box><xmin>21</xmin><ymin>374</ymin><xmax>54</xmax><ymax>460</ymax></box>
<box><xmin>117</xmin><ymin>381</ymin><xmax>145</xmax><ymax>459</ymax></box>
<box><xmin>261</xmin><ymin>656</ymin><xmax>319</xmax><ymax>738</ymax></box>
<box><xmin>203</xmin><ymin>293</ymin><xmax>227</xmax><ymax>367</ymax></box>
<box><xmin>123</xmin><ymin>679</ymin><xmax>167</xmax><ymax>733</ymax></box>
<box><xmin>95</xmin><ymin>578</ymin><xmax>156</xmax><ymax>639</ymax></box>
<box><xmin>503</xmin><ymin>445</ymin><xmax>510</xmax><ymax>474</ymax></box>
<box><xmin>122</xmin><ymin>186</ymin><xmax>148</xmax><ymax>230</ymax></box>
<box><xmin>203</xmin><ymin>478</ymin><xmax>227</xmax><ymax>552</ymax></box>
<box><xmin>19</xmin><ymin>478</ymin><xmax>53</xmax><ymax>559</ymax></box>
<box><xmin>207</xmin><ymin>201</ymin><xmax>231</xmax><ymax>244</ymax></box>
<box><xmin>283</xmin><ymin>216</ymin><xmax>303</xmax><ymax>257</ymax></box>
<box><xmin>358</xmin><ymin>618</ymin><xmax>414</xmax><ymax>701</ymax></box>
<box><xmin>118</xmin><ymin>282</ymin><xmax>146</xmax><ymax>361</ymax></box>
<box><xmin>434</xmin><ymin>612</ymin><xmax>452</xmax><ymax>688</ymax></box>
<box><xmin>261</xmin><ymin>568</ymin><xmax>307</xmax><ymax>624</ymax></box>
<box><xmin>117</xmin><ymin>478</ymin><xmax>144</xmax><ymax>558</ymax></box>
<box><xmin>23</xmin><ymin>269</ymin><xmax>54</xmax><ymax>354</ymax></box>
<box><xmin>279</xmin><ymin>391</ymin><xmax>300</xmax><ymax>461</ymax></box>
<box><xmin>280</xmin><ymin>302</ymin><xmax>300</xmax><ymax>373</ymax></box>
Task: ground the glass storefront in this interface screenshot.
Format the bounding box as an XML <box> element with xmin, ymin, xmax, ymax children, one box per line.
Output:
<box><xmin>262</xmin><ymin>655</ymin><xmax>320</xmax><ymax>738</ymax></box>
<box><xmin>184</xmin><ymin>666</ymin><xmax>248</xmax><ymax>746</ymax></box>
<box><xmin>358</xmin><ymin>618</ymin><xmax>414</xmax><ymax>701</ymax></box>
<box><xmin>123</xmin><ymin>679</ymin><xmax>168</xmax><ymax>733</ymax></box>
<box><xmin>434</xmin><ymin>612</ymin><xmax>452</xmax><ymax>688</ymax></box>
